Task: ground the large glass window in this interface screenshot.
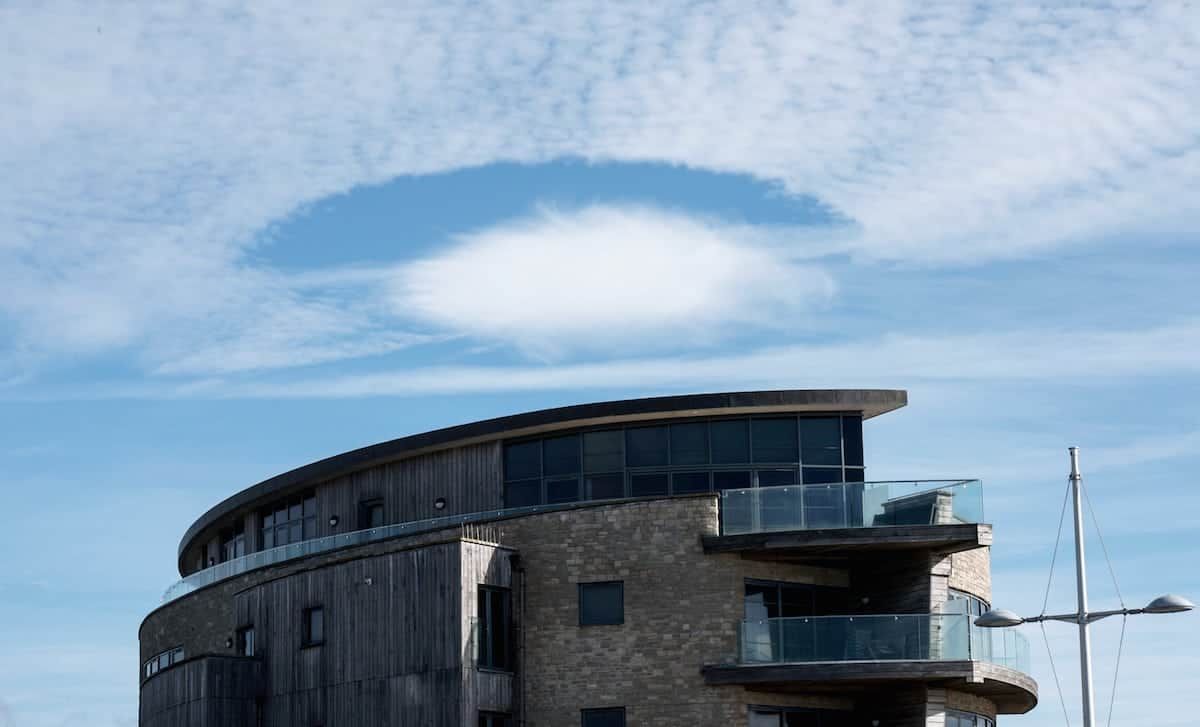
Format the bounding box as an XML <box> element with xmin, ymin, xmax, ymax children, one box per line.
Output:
<box><xmin>221</xmin><ymin>521</ymin><xmax>246</xmax><ymax>562</ymax></box>
<box><xmin>502</xmin><ymin>415</ymin><xmax>864</xmax><ymax>508</ymax></box>
<box><xmin>143</xmin><ymin>646</ymin><xmax>185</xmax><ymax>680</ymax></box>
<box><xmin>752</xmin><ymin>417</ymin><xmax>799</xmax><ymax>462</ymax></box>
<box><xmin>260</xmin><ymin>492</ymin><xmax>316</xmax><ymax>549</ymax></box>
<box><xmin>625</xmin><ymin>426</ymin><xmax>668</xmax><ymax>467</ymax></box>
<box><xmin>478</xmin><ymin>586</ymin><xmax>512</xmax><ymax>670</ymax></box>
<box><xmin>579</xmin><ymin>581</ymin><xmax>624</xmax><ymax>625</ymax></box>
<box><xmin>946</xmin><ymin>711</ymin><xmax>995</xmax><ymax>727</ymax></box>
<box><xmin>750</xmin><ymin>708</ymin><xmax>838</xmax><ymax>726</ymax></box>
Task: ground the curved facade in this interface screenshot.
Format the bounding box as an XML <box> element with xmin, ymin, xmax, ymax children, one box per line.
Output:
<box><xmin>139</xmin><ymin>389</ymin><xmax>1036</xmax><ymax>726</ymax></box>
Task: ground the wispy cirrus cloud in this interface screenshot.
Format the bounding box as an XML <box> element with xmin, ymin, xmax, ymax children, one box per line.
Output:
<box><xmin>2</xmin><ymin>1</ymin><xmax>1198</xmax><ymax>378</ymax></box>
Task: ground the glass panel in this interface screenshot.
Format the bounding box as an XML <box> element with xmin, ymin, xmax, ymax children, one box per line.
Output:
<box><xmin>672</xmin><ymin>471</ymin><xmax>710</xmax><ymax>494</ymax></box>
<box><xmin>581</xmin><ymin>709</ymin><xmax>625</xmax><ymax>727</ymax></box>
<box><xmin>799</xmin><ymin>417</ymin><xmax>842</xmax><ymax>466</ymax></box>
<box><xmin>629</xmin><ymin>472</ymin><xmax>668</xmax><ymax>497</ymax></box>
<box><xmin>586</xmin><ymin>473</ymin><xmax>625</xmax><ymax>500</ymax></box>
<box><xmin>303</xmin><ymin>496</ymin><xmax>316</xmax><ymax>516</ymax></box>
<box><xmin>841</xmin><ymin>415</ymin><xmax>864</xmax><ymax>466</ymax></box>
<box><xmin>784</xmin><ymin>712</ymin><xmax>821</xmax><ymax>727</ymax></box>
<box><xmin>504</xmin><ymin>479</ymin><xmax>541</xmax><ymax>507</ymax></box>
<box><xmin>542</xmin><ymin>434</ymin><xmax>580</xmax><ymax>476</ymax></box>
<box><xmin>289</xmin><ymin>503</ymin><xmax>302</xmax><ymax>520</ymax></box>
<box><xmin>504</xmin><ymin>441</ymin><xmax>541</xmax><ymax>480</ymax></box>
<box><xmin>262</xmin><ymin>528</ymin><xmax>274</xmax><ymax>549</ymax></box>
<box><xmin>308</xmin><ymin>608</ymin><xmax>324</xmax><ymax>643</ymax></box>
<box><xmin>625</xmin><ymin>426</ymin><xmax>668</xmax><ymax>467</ymax></box>
<box><xmin>546</xmin><ymin>477</ymin><xmax>580</xmax><ymax>504</ymax></box>
<box><xmin>289</xmin><ymin>522</ymin><xmax>302</xmax><ymax>543</ymax></box>
<box><xmin>802</xmin><ymin>466</ymin><xmax>842</xmax><ymax>484</ymax></box>
<box><xmin>579</xmin><ymin>582</ymin><xmax>623</xmax><ymax>625</ymax></box>
<box><xmin>262</xmin><ymin>512</ymin><xmax>274</xmax><ymax>528</ymax></box>
<box><xmin>583</xmin><ymin>430</ymin><xmax>623</xmax><ymax>472</ymax></box>
<box><xmin>749</xmin><ymin>712</ymin><xmax>781</xmax><ymax>727</ymax></box>
<box><xmin>720</xmin><ymin>487</ymin><xmax>756</xmax><ymax>535</ymax></box>
<box><xmin>757</xmin><ymin>469</ymin><xmax>796</xmax><ymax>487</ymax></box>
<box><xmin>759</xmin><ymin>485</ymin><xmax>803</xmax><ymax>531</ymax></box>
<box><xmin>752</xmin><ymin>417</ymin><xmax>798</xmax><ymax>462</ymax></box>
<box><xmin>713</xmin><ymin>470</ymin><xmax>751</xmax><ymax>491</ymax></box>
<box><xmin>710</xmin><ymin>419</ymin><xmax>750</xmax><ymax>463</ymax></box>
<box><xmin>303</xmin><ymin>517</ymin><xmax>317</xmax><ymax>540</ymax></box>
<box><xmin>669</xmin><ymin>422</ymin><xmax>708</xmax><ymax>465</ymax></box>
<box><xmin>803</xmin><ymin>485</ymin><xmax>848</xmax><ymax>528</ymax></box>
<box><xmin>843</xmin><ymin>467</ymin><xmax>865</xmax><ymax>483</ymax></box>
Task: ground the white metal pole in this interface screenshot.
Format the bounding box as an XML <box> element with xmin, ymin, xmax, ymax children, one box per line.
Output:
<box><xmin>1070</xmin><ymin>446</ymin><xmax>1097</xmax><ymax>727</ymax></box>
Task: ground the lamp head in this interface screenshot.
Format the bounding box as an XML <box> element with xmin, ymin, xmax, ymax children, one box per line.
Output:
<box><xmin>975</xmin><ymin>608</ymin><xmax>1024</xmax><ymax>628</ymax></box>
<box><xmin>1144</xmin><ymin>594</ymin><xmax>1195</xmax><ymax>614</ymax></box>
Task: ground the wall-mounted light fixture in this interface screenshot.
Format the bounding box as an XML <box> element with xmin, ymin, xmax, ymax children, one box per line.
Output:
<box><xmin>329</xmin><ymin>515</ymin><xmax>340</xmax><ymax>528</ymax></box>
<box><xmin>434</xmin><ymin>497</ymin><xmax>447</xmax><ymax>511</ymax></box>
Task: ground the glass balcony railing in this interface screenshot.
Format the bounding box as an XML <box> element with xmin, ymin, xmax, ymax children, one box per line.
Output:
<box><xmin>718</xmin><ymin>479</ymin><xmax>983</xmax><ymax>536</ymax></box>
<box><xmin>739</xmin><ymin>614</ymin><xmax>1030</xmax><ymax>673</ymax></box>
<box><xmin>161</xmin><ymin>501</ymin><xmax>579</xmax><ymax>604</ymax></box>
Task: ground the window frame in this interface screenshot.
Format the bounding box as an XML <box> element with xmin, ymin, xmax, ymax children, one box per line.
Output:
<box><xmin>578</xmin><ymin>581</ymin><xmax>625</xmax><ymax>626</ymax></box>
<box><xmin>236</xmin><ymin>624</ymin><xmax>256</xmax><ymax>657</ymax></box>
<box><xmin>477</xmin><ymin>585</ymin><xmax>513</xmax><ymax>672</ymax></box>
<box><xmin>302</xmin><ymin>606</ymin><xmax>325</xmax><ymax>647</ymax></box>
<box><xmin>581</xmin><ymin>707</ymin><xmax>626</xmax><ymax>727</ymax></box>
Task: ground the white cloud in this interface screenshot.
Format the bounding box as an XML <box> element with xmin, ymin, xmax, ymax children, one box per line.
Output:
<box><xmin>2</xmin><ymin>1</ymin><xmax>1198</xmax><ymax>375</ymax></box>
<box><xmin>393</xmin><ymin>205</ymin><xmax>835</xmax><ymax>355</ymax></box>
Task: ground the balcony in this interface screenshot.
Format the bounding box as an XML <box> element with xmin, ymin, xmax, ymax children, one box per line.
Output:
<box><xmin>704</xmin><ymin>480</ymin><xmax>990</xmax><ymax>558</ymax></box>
<box><xmin>703</xmin><ymin>613</ymin><xmax>1037</xmax><ymax>713</ymax></box>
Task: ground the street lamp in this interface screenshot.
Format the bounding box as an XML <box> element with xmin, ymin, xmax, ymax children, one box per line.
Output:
<box><xmin>975</xmin><ymin>447</ymin><xmax>1194</xmax><ymax>727</ymax></box>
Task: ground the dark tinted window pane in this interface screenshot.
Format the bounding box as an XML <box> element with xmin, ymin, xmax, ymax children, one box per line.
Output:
<box><xmin>757</xmin><ymin>469</ymin><xmax>797</xmax><ymax>487</ymax></box>
<box><xmin>625</xmin><ymin>426</ymin><xmax>668</xmax><ymax>467</ymax></box>
<box><xmin>752</xmin><ymin>418</ymin><xmax>799</xmax><ymax>462</ymax></box>
<box><xmin>504</xmin><ymin>441</ymin><xmax>541</xmax><ymax>480</ymax></box>
<box><xmin>583</xmin><ymin>430</ymin><xmax>624</xmax><ymax>472</ymax></box>
<box><xmin>581</xmin><ymin>708</ymin><xmax>626</xmax><ymax>727</ymax></box>
<box><xmin>303</xmin><ymin>517</ymin><xmax>316</xmax><ymax>539</ymax></box>
<box><xmin>478</xmin><ymin>587</ymin><xmax>511</xmax><ymax>670</ymax></box>
<box><xmin>629</xmin><ymin>472</ymin><xmax>668</xmax><ymax>497</ymax></box>
<box><xmin>504</xmin><ymin>480</ymin><xmax>541</xmax><ymax>507</ymax></box>
<box><xmin>546</xmin><ymin>477</ymin><xmax>580</xmax><ymax>504</ymax></box>
<box><xmin>262</xmin><ymin>512</ymin><xmax>273</xmax><ymax>528</ymax></box>
<box><xmin>262</xmin><ymin>528</ymin><xmax>274</xmax><ymax>548</ymax></box>
<box><xmin>713</xmin><ymin>470</ymin><xmax>752</xmax><ymax>491</ymax></box>
<box><xmin>579</xmin><ymin>582</ymin><xmax>623</xmax><ymax>625</ymax></box>
<box><xmin>784</xmin><ymin>712</ymin><xmax>821</xmax><ymax>727</ymax></box>
<box><xmin>672</xmin><ymin>471</ymin><xmax>710</xmax><ymax>494</ymax></box>
<box><xmin>799</xmin><ymin>417</ymin><xmax>843</xmax><ymax>466</ymax></box>
<box><xmin>670</xmin><ymin>422</ymin><xmax>708</xmax><ymax>465</ymax></box>
<box><xmin>587</xmin><ymin>473</ymin><xmax>625</xmax><ymax>500</ymax></box>
<box><xmin>841</xmin><ymin>415</ymin><xmax>863</xmax><ymax>466</ymax></box>
<box><xmin>843</xmin><ymin>467</ymin><xmax>865</xmax><ymax>483</ymax></box>
<box><xmin>710</xmin><ymin>419</ymin><xmax>750</xmax><ymax>463</ymax></box>
<box><xmin>542</xmin><ymin>434</ymin><xmax>580</xmax><ymax>476</ymax></box>
<box><xmin>289</xmin><ymin>522</ymin><xmax>302</xmax><ymax>543</ymax></box>
<box><xmin>802</xmin><ymin>467</ymin><xmax>843</xmax><ymax>484</ymax></box>
<box><xmin>305</xmin><ymin>607</ymin><xmax>324</xmax><ymax>644</ymax></box>
<box><xmin>289</xmin><ymin>503</ymin><xmax>302</xmax><ymax>520</ymax></box>
<box><xmin>303</xmin><ymin>496</ymin><xmax>316</xmax><ymax>516</ymax></box>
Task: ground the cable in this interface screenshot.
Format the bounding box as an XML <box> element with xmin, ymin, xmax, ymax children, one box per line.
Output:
<box><xmin>1082</xmin><ymin>482</ymin><xmax>1125</xmax><ymax>608</ymax></box>
<box><xmin>1041</xmin><ymin>621</ymin><xmax>1073</xmax><ymax>727</ymax></box>
<box><xmin>1042</xmin><ymin>479</ymin><xmax>1073</xmax><ymax>615</ymax></box>
<box><xmin>1106</xmin><ymin>614</ymin><xmax>1128</xmax><ymax>727</ymax></box>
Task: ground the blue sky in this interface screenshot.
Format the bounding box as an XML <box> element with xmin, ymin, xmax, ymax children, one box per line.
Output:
<box><xmin>2</xmin><ymin>1</ymin><xmax>1199</xmax><ymax>725</ymax></box>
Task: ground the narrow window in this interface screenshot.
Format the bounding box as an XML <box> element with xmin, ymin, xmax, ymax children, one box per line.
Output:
<box><xmin>237</xmin><ymin>625</ymin><xmax>256</xmax><ymax>656</ymax></box>
<box><xmin>579</xmin><ymin>581</ymin><xmax>624</xmax><ymax>626</ymax></box>
<box><xmin>477</xmin><ymin>586</ymin><xmax>512</xmax><ymax>670</ymax></box>
<box><xmin>581</xmin><ymin>707</ymin><xmax>625</xmax><ymax>727</ymax></box>
<box><xmin>303</xmin><ymin>606</ymin><xmax>324</xmax><ymax>646</ymax></box>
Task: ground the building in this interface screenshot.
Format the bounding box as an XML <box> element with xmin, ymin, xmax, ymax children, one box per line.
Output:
<box><xmin>138</xmin><ymin>389</ymin><xmax>1037</xmax><ymax>726</ymax></box>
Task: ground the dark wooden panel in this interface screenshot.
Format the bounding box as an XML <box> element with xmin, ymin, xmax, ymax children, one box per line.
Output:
<box><xmin>139</xmin><ymin>655</ymin><xmax>260</xmax><ymax>727</ymax></box>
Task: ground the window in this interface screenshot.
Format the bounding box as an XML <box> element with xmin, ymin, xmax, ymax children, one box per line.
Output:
<box><xmin>752</xmin><ymin>418</ymin><xmax>799</xmax><ymax>463</ymax></box>
<box><xmin>586</xmin><ymin>473</ymin><xmax>625</xmax><ymax>500</ymax></box>
<box><xmin>478</xmin><ymin>586</ymin><xmax>512</xmax><ymax>670</ymax></box>
<box><xmin>713</xmin><ymin>470</ymin><xmax>751</xmax><ymax>491</ymax></box>
<box><xmin>629</xmin><ymin>472</ymin><xmax>668</xmax><ymax>497</ymax></box>
<box><xmin>710</xmin><ymin>419</ymin><xmax>750</xmax><ymax>463</ymax></box>
<box><xmin>798</xmin><ymin>417</ymin><xmax>842</xmax><ymax>465</ymax></box>
<box><xmin>583</xmin><ymin>430</ymin><xmax>624</xmax><ymax>472</ymax></box>
<box><xmin>671</xmin><ymin>471</ymin><xmax>710</xmax><ymax>494</ymax></box>
<box><xmin>236</xmin><ymin>625</ymin><xmax>255</xmax><ymax>656</ymax></box>
<box><xmin>946</xmin><ymin>711</ymin><xmax>995</xmax><ymax>727</ymax></box>
<box><xmin>543</xmin><ymin>434</ymin><xmax>580</xmax><ymax>476</ymax></box>
<box><xmin>581</xmin><ymin>707</ymin><xmax>625</xmax><ymax>727</ymax></box>
<box><xmin>625</xmin><ymin>426</ymin><xmax>668</xmax><ymax>467</ymax></box>
<box><xmin>221</xmin><ymin>521</ymin><xmax>246</xmax><ymax>562</ymax></box>
<box><xmin>504</xmin><ymin>440</ymin><xmax>541</xmax><ymax>480</ymax></box>
<box><xmin>303</xmin><ymin>606</ymin><xmax>324</xmax><ymax>646</ymax></box>
<box><xmin>143</xmin><ymin>646</ymin><xmax>185</xmax><ymax>679</ymax></box>
<box><xmin>579</xmin><ymin>581</ymin><xmax>623</xmax><ymax>625</ymax></box>
<box><xmin>358</xmin><ymin>498</ymin><xmax>384</xmax><ymax>529</ymax></box>
<box><xmin>260</xmin><ymin>492</ymin><xmax>317</xmax><ymax>549</ymax></box>
<box><xmin>947</xmin><ymin>589</ymin><xmax>990</xmax><ymax>617</ymax></box>
<box><xmin>750</xmin><ymin>708</ymin><xmax>835</xmax><ymax>726</ymax></box>
<box><xmin>546</xmin><ymin>477</ymin><xmax>580</xmax><ymax>504</ymax></box>
<box><xmin>504</xmin><ymin>479</ymin><xmax>541</xmax><ymax>507</ymax></box>
<box><xmin>670</xmin><ymin>422</ymin><xmax>708</xmax><ymax>464</ymax></box>
<box><xmin>479</xmin><ymin>713</ymin><xmax>513</xmax><ymax>727</ymax></box>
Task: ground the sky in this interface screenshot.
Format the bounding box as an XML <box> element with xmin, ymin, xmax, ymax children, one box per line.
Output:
<box><xmin>1</xmin><ymin>1</ymin><xmax>1198</xmax><ymax>725</ymax></box>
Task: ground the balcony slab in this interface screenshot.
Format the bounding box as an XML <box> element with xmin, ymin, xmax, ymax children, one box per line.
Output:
<box><xmin>702</xmin><ymin>659</ymin><xmax>1036</xmax><ymax>714</ymax></box>
<box><xmin>702</xmin><ymin>523</ymin><xmax>992</xmax><ymax>560</ymax></box>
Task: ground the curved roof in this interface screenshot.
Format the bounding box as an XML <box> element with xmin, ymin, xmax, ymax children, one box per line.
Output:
<box><xmin>178</xmin><ymin>388</ymin><xmax>906</xmax><ymax>570</ymax></box>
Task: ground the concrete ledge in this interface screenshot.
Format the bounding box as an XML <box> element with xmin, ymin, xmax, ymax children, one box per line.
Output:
<box><xmin>702</xmin><ymin>523</ymin><xmax>992</xmax><ymax>559</ymax></box>
<box><xmin>701</xmin><ymin>659</ymin><xmax>1037</xmax><ymax>714</ymax></box>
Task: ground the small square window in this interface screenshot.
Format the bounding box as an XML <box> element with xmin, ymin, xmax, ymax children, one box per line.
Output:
<box><xmin>479</xmin><ymin>712</ymin><xmax>513</xmax><ymax>727</ymax></box>
<box><xmin>581</xmin><ymin>707</ymin><xmax>625</xmax><ymax>727</ymax></box>
<box><xmin>359</xmin><ymin>499</ymin><xmax>385</xmax><ymax>529</ymax></box>
<box><xmin>303</xmin><ymin>606</ymin><xmax>324</xmax><ymax>646</ymax></box>
<box><xmin>579</xmin><ymin>581</ymin><xmax>623</xmax><ymax>626</ymax></box>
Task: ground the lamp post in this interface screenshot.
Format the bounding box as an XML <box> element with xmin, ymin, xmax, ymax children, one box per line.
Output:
<box><xmin>975</xmin><ymin>447</ymin><xmax>1194</xmax><ymax>727</ymax></box>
